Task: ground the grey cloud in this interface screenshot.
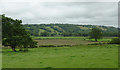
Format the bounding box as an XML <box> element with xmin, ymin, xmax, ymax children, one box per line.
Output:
<box><xmin>0</xmin><ymin>2</ymin><xmax>118</xmax><ymax>27</ymax></box>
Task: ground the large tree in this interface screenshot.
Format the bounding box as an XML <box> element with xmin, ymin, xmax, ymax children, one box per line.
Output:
<box><xmin>89</xmin><ymin>27</ymin><xmax>102</xmax><ymax>41</ymax></box>
<box><xmin>2</xmin><ymin>14</ymin><xmax>37</xmax><ymax>52</ymax></box>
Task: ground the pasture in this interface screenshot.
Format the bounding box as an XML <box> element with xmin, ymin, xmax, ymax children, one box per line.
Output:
<box><xmin>2</xmin><ymin>45</ymin><xmax>118</xmax><ymax>68</ymax></box>
<box><xmin>2</xmin><ymin>37</ymin><xmax>118</xmax><ymax>68</ymax></box>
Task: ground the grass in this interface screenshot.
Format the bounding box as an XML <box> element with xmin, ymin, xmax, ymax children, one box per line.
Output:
<box><xmin>31</xmin><ymin>36</ymin><xmax>86</xmax><ymax>40</ymax></box>
<box><xmin>31</xmin><ymin>36</ymin><xmax>113</xmax><ymax>42</ymax></box>
<box><xmin>2</xmin><ymin>36</ymin><xmax>118</xmax><ymax>68</ymax></box>
<box><xmin>2</xmin><ymin>44</ymin><xmax>118</xmax><ymax>68</ymax></box>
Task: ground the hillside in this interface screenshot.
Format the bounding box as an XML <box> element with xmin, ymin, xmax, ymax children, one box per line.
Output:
<box><xmin>23</xmin><ymin>24</ymin><xmax>119</xmax><ymax>37</ymax></box>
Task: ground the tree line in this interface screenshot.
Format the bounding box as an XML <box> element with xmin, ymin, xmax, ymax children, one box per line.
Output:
<box><xmin>23</xmin><ymin>24</ymin><xmax>119</xmax><ymax>37</ymax></box>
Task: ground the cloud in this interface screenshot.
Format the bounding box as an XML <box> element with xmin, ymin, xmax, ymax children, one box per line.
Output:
<box><xmin>0</xmin><ymin>2</ymin><xmax>118</xmax><ymax>27</ymax></box>
<box><xmin>1</xmin><ymin>0</ymin><xmax>119</xmax><ymax>2</ymax></box>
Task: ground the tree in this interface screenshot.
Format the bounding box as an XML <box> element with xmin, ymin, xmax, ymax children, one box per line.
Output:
<box><xmin>89</xmin><ymin>28</ymin><xmax>102</xmax><ymax>41</ymax></box>
<box><xmin>2</xmin><ymin>14</ymin><xmax>37</xmax><ymax>52</ymax></box>
<box><xmin>63</xmin><ymin>32</ymin><xmax>72</xmax><ymax>37</ymax></box>
<box><xmin>40</xmin><ymin>31</ymin><xmax>50</xmax><ymax>37</ymax></box>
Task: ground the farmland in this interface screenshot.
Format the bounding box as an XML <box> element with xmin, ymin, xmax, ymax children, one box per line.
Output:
<box><xmin>2</xmin><ymin>37</ymin><xmax>118</xmax><ymax>68</ymax></box>
<box><xmin>33</xmin><ymin>36</ymin><xmax>113</xmax><ymax>46</ymax></box>
<box><xmin>2</xmin><ymin>44</ymin><xmax>118</xmax><ymax>68</ymax></box>
<box><xmin>1</xmin><ymin>2</ymin><xmax>120</xmax><ymax>69</ymax></box>
<box><xmin>31</xmin><ymin>36</ymin><xmax>113</xmax><ymax>41</ymax></box>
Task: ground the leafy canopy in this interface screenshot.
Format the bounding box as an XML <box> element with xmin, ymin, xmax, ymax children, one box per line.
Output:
<box><xmin>2</xmin><ymin>14</ymin><xmax>37</xmax><ymax>51</ymax></box>
<box><xmin>89</xmin><ymin>27</ymin><xmax>102</xmax><ymax>41</ymax></box>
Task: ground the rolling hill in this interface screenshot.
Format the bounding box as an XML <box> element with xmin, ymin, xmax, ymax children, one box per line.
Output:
<box><xmin>23</xmin><ymin>24</ymin><xmax>119</xmax><ymax>37</ymax></box>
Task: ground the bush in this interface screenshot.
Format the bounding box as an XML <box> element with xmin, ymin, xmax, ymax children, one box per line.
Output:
<box><xmin>39</xmin><ymin>45</ymin><xmax>56</xmax><ymax>47</ymax></box>
<box><xmin>29</xmin><ymin>41</ymin><xmax>38</xmax><ymax>48</ymax></box>
<box><xmin>56</xmin><ymin>45</ymin><xmax>64</xmax><ymax>47</ymax></box>
<box><xmin>109</xmin><ymin>38</ymin><xmax>120</xmax><ymax>44</ymax></box>
<box><xmin>29</xmin><ymin>46</ymin><xmax>38</xmax><ymax>48</ymax></box>
<box><xmin>39</xmin><ymin>45</ymin><xmax>72</xmax><ymax>47</ymax></box>
<box><xmin>88</xmin><ymin>42</ymin><xmax>107</xmax><ymax>45</ymax></box>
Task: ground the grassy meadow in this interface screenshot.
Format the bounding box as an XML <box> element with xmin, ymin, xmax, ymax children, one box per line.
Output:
<box><xmin>2</xmin><ymin>36</ymin><xmax>119</xmax><ymax>68</ymax></box>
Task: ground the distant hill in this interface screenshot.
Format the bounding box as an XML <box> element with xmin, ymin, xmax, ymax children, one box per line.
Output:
<box><xmin>23</xmin><ymin>24</ymin><xmax>119</xmax><ymax>37</ymax></box>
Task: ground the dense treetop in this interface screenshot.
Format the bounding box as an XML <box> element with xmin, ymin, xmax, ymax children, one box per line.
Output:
<box><xmin>2</xmin><ymin>15</ymin><xmax>37</xmax><ymax>51</ymax></box>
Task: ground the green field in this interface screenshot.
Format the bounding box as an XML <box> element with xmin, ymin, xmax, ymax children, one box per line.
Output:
<box><xmin>2</xmin><ymin>37</ymin><xmax>118</xmax><ymax>68</ymax></box>
<box><xmin>2</xmin><ymin>13</ymin><xmax>119</xmax><ymax>69</ymax></box>
<box><xmin>32</xmin><ymin>36</ymin><xmax>114</xmax><ymax>41</ymax></box>
<box><xmin>2</xmin><ymin>44</ymin><xmax>118</xmax><ymax>68</ymax></box>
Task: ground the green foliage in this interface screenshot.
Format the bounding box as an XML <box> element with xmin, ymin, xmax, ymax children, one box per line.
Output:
<box><xmin>39</xmin><ymin>45</ymin><xmax>71</xmax><ymax>47</ymax></box>
<box><xmin>2</xmin><ymin>15</ymin><xmax>37</xmax><ymax>51</ymax></box>
<box><xmin>89</xmin><ymin>28</ymin><xmax>102</xmax><ymax>41</ymax></box>
<box><xmin>29</xmin><ymin>40</ymin><xmax>38</xmax><ymax>48</ymax></box>
<box><xmin>40</xmin><ymin>31</ymin><xmax>50</xmax><ymax>37</ymax></box>
<box><xmin>110</xmin><ymin>38</ymin><xmax>120</xmax><ymax>44</ymax></box>
<box><xmin>88</xmin><ymin>42</ymin><xmax>108</xmax><ymax>45</ymax></box>
<box><xmin>39</xmin><ymin>45</ymin><xmax>57</xmax><ymax>47</ymax></box>
<box><xmin>23</xmin><ymin>24</ymin><xmax>119</xmax><ymax>37</ymax></box>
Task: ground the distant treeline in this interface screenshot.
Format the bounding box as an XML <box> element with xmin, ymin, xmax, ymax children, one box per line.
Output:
<box><xmin>23</xmin><ymin>24</ymin><xmax>119</xmax><ymax>37</ymax></box>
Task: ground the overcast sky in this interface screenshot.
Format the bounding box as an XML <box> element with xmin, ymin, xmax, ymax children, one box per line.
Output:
<box><xmin>0</xmin><ymin>1</ymin><xmax>118</xmax><ymax>27</ymax></box>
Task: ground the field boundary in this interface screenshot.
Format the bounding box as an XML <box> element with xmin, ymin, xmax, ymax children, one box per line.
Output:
<box><xmin>1</xmin><ymin>68</ymin><xmax>118</xmax><ymax>70</ymax></box>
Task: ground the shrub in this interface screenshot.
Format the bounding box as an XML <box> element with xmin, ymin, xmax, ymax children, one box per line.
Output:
<box><xmin>39</xmin><ymin>45</ymin><xmax>72</xmax><ymax>47</ymax></box>
<box><xmin>109</xmin><ymin>38</ymin><xmax>120</xmax><ymax>44</ymax></box>
<box><xmin>39</xmin><ymin>45</ymin><xmax>56</xmax><ymax>47</ymax></box>
<box><xmin>88</xmin><ymin>42</ymin><xmax>108</xmax><ymax>45</ymax></box>
<box><xmin>56</xmin><ymin>45</ymin><xmax>64</xmax><ymax>47</ymax></box>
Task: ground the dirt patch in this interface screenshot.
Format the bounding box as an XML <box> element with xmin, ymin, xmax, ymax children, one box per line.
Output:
<box><xmin>35</xmin><ymin>39</ymin><xmax>96</xmax><ymax>46</ymax></box>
